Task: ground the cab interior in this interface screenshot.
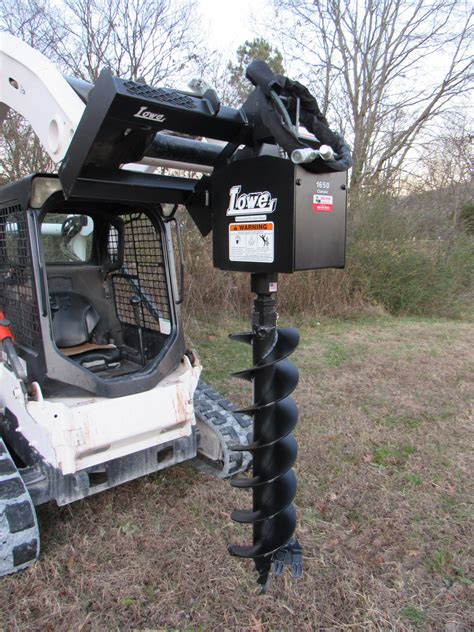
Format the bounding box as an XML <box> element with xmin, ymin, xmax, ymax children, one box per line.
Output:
<box><xmin>40</xmin><ymin>204</ymin><xmax>173</xmax><ymax>379</ymax></box>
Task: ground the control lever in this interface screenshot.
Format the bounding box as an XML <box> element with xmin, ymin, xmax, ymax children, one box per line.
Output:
<box><xmin>0</xmin><ymin>313</ymin><xmax>29</xmax><ymax>387</ymax></box>
<box><xmin>130</xmin><ymin>295</ymin><xmax>146</xmax><ymax>366</ymax></box>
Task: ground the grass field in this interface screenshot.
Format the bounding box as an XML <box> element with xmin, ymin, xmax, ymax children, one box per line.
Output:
<box><xmin>1</xmin><ymin>316</ymin><xmax>473</xmax><ymax>631</ymax></box>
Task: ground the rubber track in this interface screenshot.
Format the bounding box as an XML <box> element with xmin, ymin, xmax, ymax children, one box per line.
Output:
<box><xmin>194</xmin><ymin>380</ymin><xmax>252</xmax><ymax>478</ymax></box>
<box><xmin>0</xmin><ymin>435</ymin><xmax>40</xmax><ymax>577</ymax></box>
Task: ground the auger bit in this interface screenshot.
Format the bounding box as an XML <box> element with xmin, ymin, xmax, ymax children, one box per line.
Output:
<box><xmin>228</xmin><ymin>272</ymin><xmax>302</xmax><ymax>592</ymax></box>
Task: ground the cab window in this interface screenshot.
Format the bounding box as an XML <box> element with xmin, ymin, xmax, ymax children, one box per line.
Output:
<box><xmin>41</xmin><ymin>213</ymin><xmax>94</xmax><ymax>263</ymax></box>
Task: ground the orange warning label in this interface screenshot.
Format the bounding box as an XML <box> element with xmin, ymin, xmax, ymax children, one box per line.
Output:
<box><xmin>229</xmin><ymin>222</ymin><xmax>274</xmax><ymax>263</ymax></box>
<box><xmin>229</xmin><ymin>223</ymin><xmax>273</xmax><ymax>231</ymax></box>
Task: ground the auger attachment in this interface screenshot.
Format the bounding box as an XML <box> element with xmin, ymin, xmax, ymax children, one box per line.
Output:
<box><xmin>228</xmin><ymin>273</ymin><xmax>302</xmax><ymax>591</ymax></box>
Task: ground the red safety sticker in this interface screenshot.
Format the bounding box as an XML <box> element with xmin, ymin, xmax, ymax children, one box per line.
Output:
<box><xmin>312</xmin><ymin>194</ymin><xmax>334</xmax><ymax>212</ymax></box>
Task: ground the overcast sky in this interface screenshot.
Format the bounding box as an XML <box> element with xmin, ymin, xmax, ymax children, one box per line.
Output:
<box><xmin>197</xmin><ymin>0</ymin><xmax>270</xmax><ymax>54</ymax></box>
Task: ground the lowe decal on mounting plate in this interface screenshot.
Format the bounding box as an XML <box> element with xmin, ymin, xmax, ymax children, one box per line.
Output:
<box><xmin>134</xmin><ymin>106</ymin><xmax>166</xmax><ymax>123</ymax></box>
<box><xmin>227</xmin><ymin>185</ymin><xmax>277</xmax><ymax>216</ymax></box>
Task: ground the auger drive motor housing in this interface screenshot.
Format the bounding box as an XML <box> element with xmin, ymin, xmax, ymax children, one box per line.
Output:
<box><xmin>212</xmin><ymin>155</ymin><xmax>347</xmax><ymax>273</ymax></box>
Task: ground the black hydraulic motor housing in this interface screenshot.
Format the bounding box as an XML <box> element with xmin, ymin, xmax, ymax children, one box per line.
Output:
<box><xmin>58</xmin><ymin>57</ymin><xmax>352</xmax><ymax>591</ymax></box>
<box><xmin>211</xmin><ymin>155</ymin><xmax>347</xmax><ymax>273</ymax></box>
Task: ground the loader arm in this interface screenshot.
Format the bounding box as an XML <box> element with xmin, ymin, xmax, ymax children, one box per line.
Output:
<box><xmin>0</xmin><ymin>33</ymin><xmax>85</xmax><ymax>163</ymax></box>
<box><xmin>0</xmin><ymin>33</ymin><xmax>209</xmax><ymax>175</ymax></box>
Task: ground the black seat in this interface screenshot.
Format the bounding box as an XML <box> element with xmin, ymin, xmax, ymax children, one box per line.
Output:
<box><xmin>73</xmin><ymin>347</ymin><xmax>122</xmax><ymax>370</ymax></box>
<box><xmin>50</xmin><ymin>292</ymin><xmax>100</xmax><ymax>348</ymax></box>
<box><xmin>50</xmin><ymin>291</ymin><xmax>121</xmax><ymax>370</ymax></box>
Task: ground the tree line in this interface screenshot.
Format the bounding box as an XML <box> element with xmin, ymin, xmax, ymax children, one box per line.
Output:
<box><xmin>0</xmin><ymin>0</ymin><xmax>472</xmax><ymax>318</ymax></box>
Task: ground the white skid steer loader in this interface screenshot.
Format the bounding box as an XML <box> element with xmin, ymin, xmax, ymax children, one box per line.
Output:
<box><xmin>0</xmin><ymin>33</ymin><xmax>252</xmax><ymax>577</ymax></box>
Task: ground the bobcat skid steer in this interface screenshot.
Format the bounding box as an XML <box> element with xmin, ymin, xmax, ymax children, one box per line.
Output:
<box><xmin>0</xmin><ymin>34</ymin><xmax>251</xmax><ymax>576</ymax></box>
<box><xmin>0</xmin><ymin>31</ymin><xmax>352</xmax><ymax>584</ymax></box>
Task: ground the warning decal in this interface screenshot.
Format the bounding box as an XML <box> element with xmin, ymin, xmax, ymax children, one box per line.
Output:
<box><xmin>313</xmin><ymin>194</ymin><xmax>334</xmax><ymax>213</ymax></box>
<box><xmin>229</xmin><ymin>222</ymin><xmax>274</xmax><ymax>263</ymax></box>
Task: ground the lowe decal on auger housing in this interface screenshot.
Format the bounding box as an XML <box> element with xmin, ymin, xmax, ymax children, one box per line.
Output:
<box><xmin>0</xmin><ymin>35</ymin><xmax>351</xmax><ymax>590</ymax></box>
<box><xmin>226</xmin><ymin>185</ymin><xmax>278</xmax><ymax>215</ymax></box>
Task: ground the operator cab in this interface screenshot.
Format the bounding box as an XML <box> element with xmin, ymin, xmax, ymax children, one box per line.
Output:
<box><xmin>0</xmin><ymin>174</ymin><xmax>185</xmax><ymax>398</ymax></box>
<box><xmin>41</xmin><ymin>205</ymin><xmax>172</xmax><ymax>379</ymax></box>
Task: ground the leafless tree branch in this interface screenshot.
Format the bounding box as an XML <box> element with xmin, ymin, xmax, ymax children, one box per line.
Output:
<box><xmin>272</xmin><ymin>0</ymin><xmax>473</xmax><ymax>194</ymax></box>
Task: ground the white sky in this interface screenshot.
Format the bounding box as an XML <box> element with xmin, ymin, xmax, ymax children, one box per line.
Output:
<box><xmin>197</xmin><ymin>0</ymin><xmax>271</xmax><ymax>55</ymax></box>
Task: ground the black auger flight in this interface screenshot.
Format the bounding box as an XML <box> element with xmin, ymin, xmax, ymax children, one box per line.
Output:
<box><xmin>228</xmin><ymin>272</ymin><xmax>302</xmax><ymax>590</ymax></box>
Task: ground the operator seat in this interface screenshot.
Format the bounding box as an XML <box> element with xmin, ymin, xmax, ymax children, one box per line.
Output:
<box><xmin>50</xmin><ymin>291</ymin><xmax>121</xmax><ymax>370</ymax></box>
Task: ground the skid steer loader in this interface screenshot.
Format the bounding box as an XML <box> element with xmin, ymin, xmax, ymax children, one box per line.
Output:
<box><xmin>0</xmin><ymin>33</ymin><xmax>351</xmax><ymax>588</ymax></box>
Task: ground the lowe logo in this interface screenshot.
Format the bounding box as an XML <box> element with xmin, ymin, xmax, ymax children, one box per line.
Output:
<box><xmin>134</xmin><ymin>106</ymin><xmax>166</xmax><ymax>123</ymax></box>
<box><xmin>226</xmin><ymin>185</ymin><xmax>277</xmax><ymax>215</ymax></box>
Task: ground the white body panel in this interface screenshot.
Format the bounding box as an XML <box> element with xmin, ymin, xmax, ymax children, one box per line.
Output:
<box><xmin>0</xmin><ymin>355</ymin><xmax>201</xmax><ymax>475</ymax></box>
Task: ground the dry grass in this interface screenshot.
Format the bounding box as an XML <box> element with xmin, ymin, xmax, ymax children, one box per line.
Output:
<box><xmin>1</xmin><ymin>316</ymin><xmax>473</xmax><ymax>631</ymax></box>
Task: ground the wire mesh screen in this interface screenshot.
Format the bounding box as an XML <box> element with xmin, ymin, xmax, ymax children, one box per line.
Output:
<box><xmin>111</xmin><ymin>212</ymin><xmax>171</xmax><ymax>336</ymax></box>
<box><xmin>0</xmin><ymin>205</ymin><xmax>41</xmax><ymax>348</ymax></box>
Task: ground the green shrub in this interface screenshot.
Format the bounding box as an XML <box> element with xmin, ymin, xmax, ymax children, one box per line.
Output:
<box><xmin>180</xmin><ymin>193</ymin><xmax>473</xmax><ymax>320</ymax></box>
<box><xmin>348</xmin><ymin>236</ymin><xmax>473</xmax><ymax>317</ymax></box>
<box><xmin>460</xmin><ymin>200</ymin><xmax>474</xmax><ymax>235</ymax></box>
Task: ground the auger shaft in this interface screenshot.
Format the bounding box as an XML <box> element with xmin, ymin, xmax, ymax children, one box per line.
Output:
<box><xmin>251</xmin><ymin>273</ymin><xmax>280</xmax><ymax>585</ymax></box>
<box><xmin>229</xmin><ymin>272</ymin><xmax>302</xmax><ymax>590</ymax></box>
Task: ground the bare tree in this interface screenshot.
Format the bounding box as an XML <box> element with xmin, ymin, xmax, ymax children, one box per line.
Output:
<box><xmin>54</xmin><ymin>0</ymin><xmax>201</xmax><ymax>84</ymax></box>
<box><xmin>403</xmin><ymin>112</ymin><xmax>473</xmax><ymax>228</ymax></box>
<box><xmin>0</xmin><ymin>0</ymin><xmax>67</xmax><ymax>56</ymax></box>
<box><xmin>272</xmin><ymin>0</ymin><xmax>473</xmax><ymax>195</ymax></box>
<box><xmin>0</xmin><ymin>116</ymin><xmax>53</xmax><ymax>184</ymax></box>
<box><xmin>0</xmin><ymin>0</ymin><xmax>202</xmax><ymax>180</ymax></box>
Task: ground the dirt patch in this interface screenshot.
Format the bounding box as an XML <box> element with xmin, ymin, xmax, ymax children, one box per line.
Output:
<box><xmin>1</xmin><ymin>317</ymin><xmax>473</xmax><ymax>631</ymax></box>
